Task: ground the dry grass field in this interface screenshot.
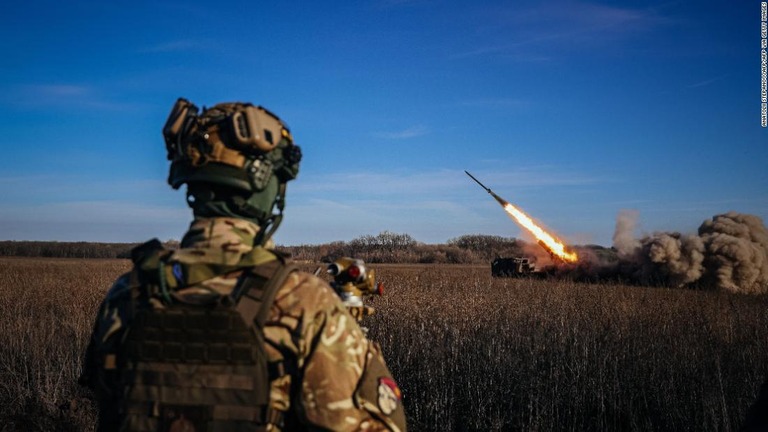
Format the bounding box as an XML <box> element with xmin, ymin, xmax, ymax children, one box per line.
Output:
<box><xmin>0</xmin><ymin>257</ymin><xmax>131</xmax><ymax>431</ymax></box>
<box><xmin>1</xmin><ymin>257</ymin><xmax>767</xmax><ymax>431</ymax></box>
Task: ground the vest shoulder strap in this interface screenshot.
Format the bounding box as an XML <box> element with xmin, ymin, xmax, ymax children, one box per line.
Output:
<box><xmin>234</xmin><ymin>257</ymin><xmax>299</xmax><ymax>329</ymax></box>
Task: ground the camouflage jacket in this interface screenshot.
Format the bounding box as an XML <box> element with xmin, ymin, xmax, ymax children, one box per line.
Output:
<box><xmin>81</xmin><ymin>217</ymin><xmax>406</xmax><ymax>431</ymax></box>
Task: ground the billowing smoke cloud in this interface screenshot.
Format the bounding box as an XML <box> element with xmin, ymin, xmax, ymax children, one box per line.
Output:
<box><xmin>698</xmin><ymin>212</ymin><xmax>768</xmax><ymax>294</ymax></box>
<box><xmin>637</xmin><ymin>232</ymin><xmax>705</xmax><ymax>287</ymax></box>
<box><xmin>612</xmin><ymin>209</ymin><xmax>640</xmax><ymax>257</ymax></box>
<box><xmin>608</xmin><ymin>211</ymin><xmax>768</xmax><ymax>294</ymax></box>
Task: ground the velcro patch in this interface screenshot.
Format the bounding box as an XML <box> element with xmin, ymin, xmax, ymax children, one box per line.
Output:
<box><xmin>377</xmin><ymin>377</ymin><xmax>402</xmax><ymax>416</ymax></box>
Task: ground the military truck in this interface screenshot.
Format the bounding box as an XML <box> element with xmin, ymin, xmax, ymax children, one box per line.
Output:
<box><xmin>491</xmin><ymin>257</ymin><xmax>536</xmax><ymax>277</ymax></box>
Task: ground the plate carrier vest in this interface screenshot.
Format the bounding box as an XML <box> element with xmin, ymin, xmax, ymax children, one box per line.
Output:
<box><xmin>104</xmin><ymin>239</ymin><xmax>296</xmax><ymax>432</ymax></box>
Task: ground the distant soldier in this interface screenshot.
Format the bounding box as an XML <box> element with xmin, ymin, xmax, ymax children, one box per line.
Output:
<box><xmin>80</xmin><ymin>99</ymin><xmax>406</xmax><ymax>432</ymax></box>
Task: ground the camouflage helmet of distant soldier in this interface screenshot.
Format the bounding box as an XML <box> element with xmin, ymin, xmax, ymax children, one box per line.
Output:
<box><xmin>162</xmin><ymin>98</ymin><xmax>302</xmax><ymax>245</ymax></box>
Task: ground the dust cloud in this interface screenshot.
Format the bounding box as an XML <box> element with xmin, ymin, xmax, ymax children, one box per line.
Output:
<box><xmin>607</xmin><ymin>211</ymin><xmax>768</xmax><ymax>293</ymax></box>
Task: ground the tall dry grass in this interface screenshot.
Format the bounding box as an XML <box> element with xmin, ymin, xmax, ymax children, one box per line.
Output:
<box><xmin>0</xmin><ymin>258</ymin><xmax>130</xmax><ymax>431</ymax></box>
<box><xmin>368</xmin><ymin>265</ymin><xmax>768</xmax><ymax>431</ymax></box>
<box><xmin>0</xmin><ymin>258</ymin><xmax>766</xmax><ymax>431</ymax></box>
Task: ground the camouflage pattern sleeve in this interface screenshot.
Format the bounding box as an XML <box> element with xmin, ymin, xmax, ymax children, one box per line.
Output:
<box><xmin>80</xmin><ymin>273</ymin><xmax>131</xmax><ymax>389</ymax></box>
<box><xmin>264</xmin><ymin>271</ymin><xmax>407</xmax><ymax>432</ymax></box>
<box><xmin>80</xmin><ymin>273</ymin><xmax>135</xmax><ymax>431</ymax></box>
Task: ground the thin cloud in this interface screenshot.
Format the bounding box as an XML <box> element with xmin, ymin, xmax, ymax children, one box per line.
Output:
<box><xmin>373</xmin><ymin>125</ymin><xmax>429</xmax><ymax>139</ymax></box>
<box><xmin>21</xmin><ymin>84</ymin><xmax>90</xmax><ymax>99</ymax></box>
<box><xmin>642</xmin><ymin>198</ymin><xmax>768</xmax><ymax>213</ymax></box>
<box><xmin>292</xmin><ymin>168</ymin><xmax>601</xmax><ymax>198</ymax></box>
<box><xmin>280</xmin><ymin>197</ymin><xmax>483</xmax><ymax>245</ymax></box>
<box><xmin>0</xmin><ymin>200</ymin><xmax>186</xmax><ymax>222</ymax></box>
<box><xmin>293</xmin><ymin>170</ymin><xmax>458</xmax><ymax>196</ymax></box>
<box><xmin>452</xmin><ymin>33</ymin><xmax>563</xmax><ymax>59</ymax></box>
<box><xmin>30</xmin><ymin>84</ymin><xmax>88</xmax><ymax>97</ymax></box>
<box><xmin>377</xmin><ymin>0</ymin><xmax>430</xmax><ymax>7</ymax></box>
<box><xmin>4</xmin><ymin>84</ymin><xmax>136</xmax><ymax>111</ymax></box>
<box><xmin>139</xmin><ymin>39</ymin><xmax>204</xmax><ymax>53</ymax></box>
<box><xmin>487</xmin><ymin>167</ymin><xmax>602</xmax><ymax>188</ymax></box>
<box><xmin>686</xmin><ymin>75</ymin><xmax>727</xmax><ymax>89</ymax></box>
<box><xmin>0</xmin><ymin>200</ymin><xmax>189</xmax><ymax>242</ymax></box>
<box><xmin>563</xmin><ymin>2</ymin><xmax>652</xmax><ymax>30</ymax></box>
<box><xmin>0</xmin><ymin>175</ymin><xmax>170</xmax><ymax>199</ymax></box>
<box><xmin>452</xmin><ymin>1</ymin><xmax>670</xmax><ymax>59</ymax></box>
<box><xmin>454</xmin><ymin>98</ymin><xmax>529</xmax><ymax>108</ymax></box>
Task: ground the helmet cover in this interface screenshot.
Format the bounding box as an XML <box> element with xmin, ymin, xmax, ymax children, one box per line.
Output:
<box><xmin>162</xmin><ymin>98</ymin><xmax>302</xmax><ymax>242</ymax></box>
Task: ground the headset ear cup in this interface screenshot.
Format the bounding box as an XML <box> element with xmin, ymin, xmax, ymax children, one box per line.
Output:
<box><xmin>284</xmin><ymin>144</ymin><xmax>302</xmax><ymax>166</ymax></box>
<box><xmin>273</xmin><ymin>144</ymin><xmax>301</xmax><ymax>182</ymax></box>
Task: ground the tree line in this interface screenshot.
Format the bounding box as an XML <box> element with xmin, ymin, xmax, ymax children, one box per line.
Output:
<box><xmin>282</xmin><ymin>231</ymin><xmax>528</xmax><ymax>264</ymax></box>
<box><xmin>0</xmin><ymin>240</ymin><xmax>180</xmax><ymax>259</ymax></box>
<box><xmin>0</xmin><ymin>233</ymin><xmax>528</xmax><ymax>264</ymax></box>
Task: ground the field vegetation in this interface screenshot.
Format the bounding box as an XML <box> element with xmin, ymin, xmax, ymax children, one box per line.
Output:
<box><xmin>0</xmin><ymin>258</ymin><xmax>130</xmax><ymax>431</ymax></box>
<box><xmin>0</xmin><ymin>257</ymin><xmax>766</xmax><ymax>431</ymax></box>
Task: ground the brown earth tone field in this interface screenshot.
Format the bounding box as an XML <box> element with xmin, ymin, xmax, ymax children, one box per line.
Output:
<box><xmin>0</xmin><ymin>257</ymin><xmax>766</xmax><ymax>431</ymax></box>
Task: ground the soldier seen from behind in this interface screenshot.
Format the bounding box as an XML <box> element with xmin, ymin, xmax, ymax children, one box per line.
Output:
<box><xmin>80</xmin><ymin>98</ymin><xmax>407</xmax><ymax>432</ymax></box>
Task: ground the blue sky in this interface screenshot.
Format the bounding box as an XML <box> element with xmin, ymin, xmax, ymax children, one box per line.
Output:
<box><xmin>0</xmin><ymin>0</ymin><xmax>766</xmax><ymax>246</ymax></box>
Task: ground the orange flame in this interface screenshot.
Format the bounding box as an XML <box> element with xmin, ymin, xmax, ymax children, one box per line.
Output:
<box><xmin>502</xmin><ymin>203</ymin><xmax>578</xmax><ymax>263</ymax></box>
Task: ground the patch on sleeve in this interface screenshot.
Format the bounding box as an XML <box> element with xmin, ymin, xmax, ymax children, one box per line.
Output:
<box><xmin>377</xmin><ymin>377</ymin><xmax>402</xmax><ymax>416</ymax></box>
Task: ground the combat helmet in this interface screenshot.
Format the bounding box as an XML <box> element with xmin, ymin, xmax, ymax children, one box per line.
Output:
<box><xmin>163</xmin><ymin>98</ymin><xmax>301</xmax><ymax>245</ymax></box>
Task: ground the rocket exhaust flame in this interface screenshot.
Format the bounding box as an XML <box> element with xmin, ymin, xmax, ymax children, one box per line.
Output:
<box><xmin>465</xmin><ymin>171</ymin><xmax>578</xmax><ymax>263</ymax></box>
<box><xmin>503</xmin><ymin>202</ymin><xmax>578</xmax><ymax>262</ymax></box>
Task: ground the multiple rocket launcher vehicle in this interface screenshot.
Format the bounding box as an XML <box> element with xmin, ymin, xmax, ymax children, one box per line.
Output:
<box><xmin>329</xmin><ymin>171</ymin><xmax>577</xmax><ymax>320</ymax></box>
<box><xmin>465</xmin><ymin>171</ymin><xmax>578</xmax><ymax>276</ymax></box>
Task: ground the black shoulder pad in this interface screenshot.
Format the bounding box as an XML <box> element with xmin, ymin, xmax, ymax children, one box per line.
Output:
<box><xmin>131</xmin><ymin>239</ymin><xmax>164</xmax><ymax>264</ymax></box>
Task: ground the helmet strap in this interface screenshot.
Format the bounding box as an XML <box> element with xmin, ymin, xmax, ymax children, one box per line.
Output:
<box><xmin>254</xmin><ymin>182</ymin><xmax>287</xmax><ymax>246</ymax></box>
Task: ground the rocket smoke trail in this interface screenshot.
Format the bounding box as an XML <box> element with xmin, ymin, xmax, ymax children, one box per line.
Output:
<box><xmin>465</xmin><ymin>171</ymin><xmax>578</xmax><ymax>263</ymax></box>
